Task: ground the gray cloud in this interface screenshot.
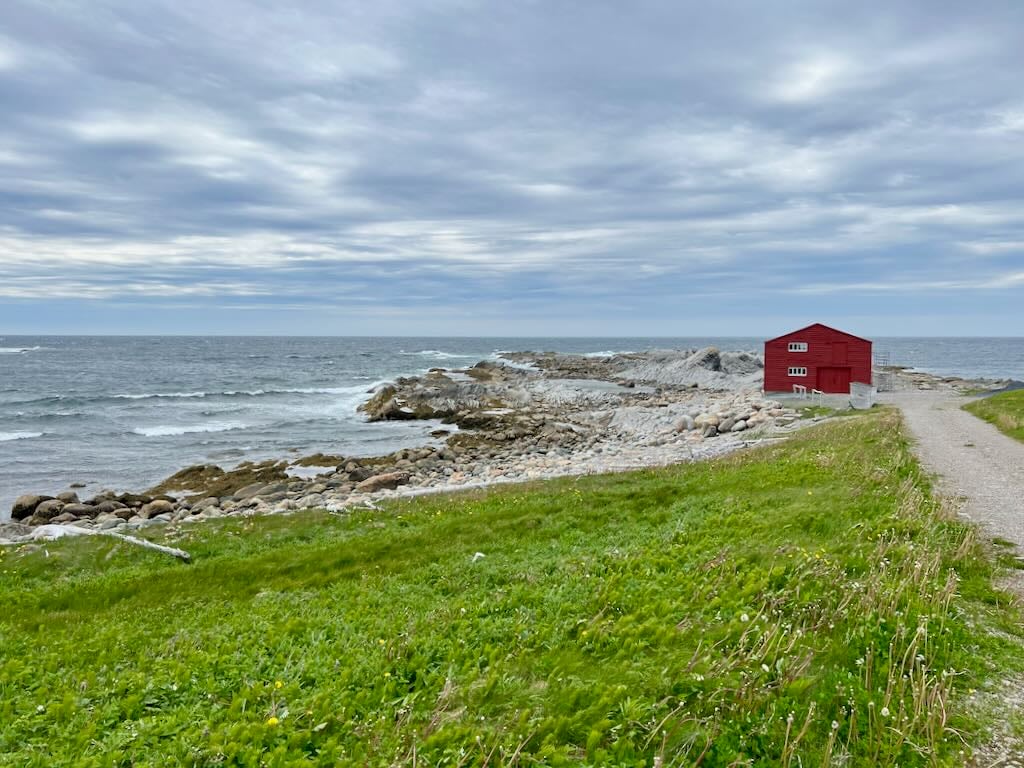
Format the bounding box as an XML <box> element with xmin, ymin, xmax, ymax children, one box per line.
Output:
<box><xmin>1</xmin><ymin>1</ymin><xmax>1023</xmax><ymax>333</ymax></box>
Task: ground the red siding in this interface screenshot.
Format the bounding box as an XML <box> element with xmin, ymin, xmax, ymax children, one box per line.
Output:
<box><xmin>764</xmin><ymin>323</ymin><xmax>872</xmax><ymax>394</ymax></box>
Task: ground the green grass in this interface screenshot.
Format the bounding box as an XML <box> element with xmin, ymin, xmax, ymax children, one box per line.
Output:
<box><xmin>1</xmin><ymin>410</ymin><xmax>1022</xmax><ymax>766</ymax></box>
<box><xmin>964</xmin><ymin>390</ymin><xmax>1024</xmax><ymax>443</ymax></box>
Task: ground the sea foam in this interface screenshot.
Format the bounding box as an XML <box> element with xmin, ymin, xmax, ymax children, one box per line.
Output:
<box><xmin>132</xmin><ymin>422</ymin><xmax>246</xmax><ymax>437</ymax></box>
<box><xmin>0</xmin><ymin>431</ymin><xmax>44</xmax><ymax>442</ymax></box>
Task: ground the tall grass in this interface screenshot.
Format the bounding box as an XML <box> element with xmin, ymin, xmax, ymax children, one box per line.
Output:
<box><xmin>964</xmin><ymin>390</ymin><xmax>1024</xmax><ymax>443</ymax></box>
<box><xmin>1</xmin><ymin>410</ymin><xmax>1022</xmax><ymax>766</ymax></box>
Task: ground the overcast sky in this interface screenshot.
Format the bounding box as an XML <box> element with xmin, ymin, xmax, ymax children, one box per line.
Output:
<box><xmin>1</xmin><ymin>1</ymin><xmax>1023</xmax><ymax>336</ymax></box>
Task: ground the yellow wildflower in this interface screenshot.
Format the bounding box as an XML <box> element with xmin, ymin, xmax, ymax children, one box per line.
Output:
<box><xmin>267</xmin><ymin>716</ymin><xmax>279</xmax><ymax>726</ymax></box>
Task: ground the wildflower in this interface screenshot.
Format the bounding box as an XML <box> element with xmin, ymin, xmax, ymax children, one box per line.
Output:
<box><xmin>266</xmin><ymin>716</ymin><xmax>279</xmax><ymax>726</ymax></box>
<box><xmin>36</xmin><ymin>705</ymin><xmax>45</xmax><ymax>713</ymax></box>
<box><xmin>274</xmin><ymin>680</ymin><xmax>283</xmax><ymax>690</ymax></box>
<box><xmin>761</xmin><ymin>663</ymin><xmax>770</xmax><ymax>673</ymax></box>
<box><xmin>740</xmin><ymin>613</ymin><xmax>750</xmax><ymax>623</ymax></box>
<box><xmin>880</xmin><ymin>706</ymin><xmax>890</xmax><ymax>718</ymax></box>
<box><xmin>831</xmin><ymin>721</ymin><xmax>840</xmax><ymax>730</ymax></box>
<box><xmin>855</xmin><ymin>658</ymin><xmax>864</xmax><ymax>666</ymax></box>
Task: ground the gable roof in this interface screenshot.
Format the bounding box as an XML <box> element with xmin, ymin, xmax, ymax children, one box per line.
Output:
<box><xmin>765</xmin><ymin>323</ymin><xmax>872</xmax><ymax>345</ymax></box>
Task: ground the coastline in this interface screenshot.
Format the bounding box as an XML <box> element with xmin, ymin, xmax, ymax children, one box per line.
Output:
<box><xmin>2</xmin><ymin>347</ymin><xmax>1012</xmax><ymax>543</ymax></box>
<box><xmin>2</xmin><ymin>347</ymin><xmax>789</xmax><ymax>538</ymax></box>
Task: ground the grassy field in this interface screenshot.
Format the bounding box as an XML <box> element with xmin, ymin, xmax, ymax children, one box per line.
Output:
<box><xmin>1</xmin><ymin>410</ymin><xmax>1023</xmax><ymax>766</ymax></box>
<box><xmin>964</xmin><ymin>390</ymin><xmax>1024</xmax><ymax>442</ymax></box>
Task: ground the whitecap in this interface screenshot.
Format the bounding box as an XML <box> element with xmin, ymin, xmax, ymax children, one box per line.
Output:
<box><xmin>400</xmin><ymin>349</ymin><xmax>476</xmax><ymax>360</ymax></box>
<box><xmin>581</xmin><ymin>350</ymin><xmax>631</xmax><ymax>358</ymax></box>
<box><xmin>0</xmin><ymin>346</ymin><xmax>42</xmax><ymax>354</ymax></box>
<box><xmin>113</xmin><ymin>391</ymin><xmax>209</xmax><ymax>400</ymax></box>
<box><xmin>113</xmin><ymin>385</ymin><xmax>381</xmax><ymax>402</ymax></box>
<box><xmin>132</xmin><ymin>422</ymin><xmax>247</xmax><ymax>437</ymax></box>
<box><xmin>0</xmin><ymin>431</ymin><xmax>44</xmax><ymax>442</ymax></box>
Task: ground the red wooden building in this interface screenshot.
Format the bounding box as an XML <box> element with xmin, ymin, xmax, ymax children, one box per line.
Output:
<box><xmin>763</xmin><ymin>323</ymin><xmax>872</xmax><ymax>394</ymax></box>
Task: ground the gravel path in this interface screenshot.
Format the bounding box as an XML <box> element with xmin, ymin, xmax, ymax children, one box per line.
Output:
<box><xmin>884</xmin><ymin>390</ymin><xmax>1024</xmax><ymax>545</ymax></box>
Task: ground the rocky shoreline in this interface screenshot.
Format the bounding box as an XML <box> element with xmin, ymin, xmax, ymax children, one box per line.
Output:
<box><xmin>1</xmin><ymin>347</ymin><xmax>846</xmax><ymax>544</ymax></box>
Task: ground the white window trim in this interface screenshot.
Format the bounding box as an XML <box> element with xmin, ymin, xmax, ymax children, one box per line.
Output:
<box><xmin>788</xmin><ymin>342</ymin><xmax>808</xmax><ymax>352</ymax></box>
<box><xmin>788</xmin><ymin>366</ymin><xmax>808</xmax><ymax>377</ymax></box>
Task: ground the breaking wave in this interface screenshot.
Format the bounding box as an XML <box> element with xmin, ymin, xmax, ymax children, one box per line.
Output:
<box><xmin>132</xmin><ymin>422</ymin><xmax>248</xmax><ymax>437</ymax></box>
<box><xmin>400</xmin><ymin>349</ymin><xmax>477</xmax><ymax>361</ymax></box>
<box><xmin>0</xmin><ymin>431</ymin><xmax>44</xmax><ymax>442</ymax></box>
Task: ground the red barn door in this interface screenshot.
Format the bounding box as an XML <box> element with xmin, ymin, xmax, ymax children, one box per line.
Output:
<box><xmin>817</xmin><ymin>367</ymin><xmax>851</xmax><ymax>393</ymax></box>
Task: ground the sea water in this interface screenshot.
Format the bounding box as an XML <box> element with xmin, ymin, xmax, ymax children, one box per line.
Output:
<box><xmin>1</xmin><ymin>336</ymin><xmax>1022</xmax><ymax>517</ymax></box>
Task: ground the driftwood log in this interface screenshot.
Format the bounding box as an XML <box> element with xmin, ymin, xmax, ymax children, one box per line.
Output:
<box><xmin>0</xmin><ymin>524</ymin><xmax>191</xmax><ymax>563</ymax></box>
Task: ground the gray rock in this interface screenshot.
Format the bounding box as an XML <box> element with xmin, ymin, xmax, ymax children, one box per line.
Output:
<box><xmin>139</xmin><ymin>499</ymin><xmax>175</xmax><ymax>519</ymax></box>
<box><xmin>11</xmin><ymin>494</ymin><xmax>51</xmax><ymax>521</ymax></box>
<box><xmin>731</xmin><ymin>420</ymin><xmax>748</xmax><ymax>432</ymax></box>
<box><xmin>116</xmin><ymin>492</ymin><xmax>153</xmax><ymax>506</ymax></box>
<box><xmin>33</xmin><ymin>499</ymin><xmax>66</xmax><ymax>521</ymax></box>
<box><xmin>257</xmin><ymin>482</ymin><xmax>288</xmax><ymax>497</ymax></box>
<box><xmin>718</xmin><ymin>418</ymin><xmax>736</xmax><ymax>433</ymax></box>
<box><xmin>355</xmin><ymin>471</ymin><xmax>410</xmax><ymax>493</ymax></box>
<box><xmin>0</xmin><ymin>522</ymin><xmax>32</xmax><ymax>539</ymax></box>
<box><xmin>233</xmin><ymin>482</ymin><xmax>266</xmax><ymax>501</ymax></box>
<box><xmin>98</xmin><ymin>518</ymin><xmax>123</xmax><ymax>530</ymax></box>
<box><xmin>62</xmin><ymin>503</ymin><xmax>98</xmax><ymax>518</ymax></box>
<box><xmin>345</xmin><ymin>466</ymin><xmax>376</xmax><ymax>482</ymax></box>
<box><xmin>674</xmin><ymin>415</ymin><xmax>696</xmax><ymax>432</ymax></box>
<box><xmin>112</xmin><ymin>506</ymin><xmax>135</xmax><ymax>520</ymax></box>
<box><xmin>56</xmin><ymin>491</ymin><xmax>80</xmax><ymax>504</ymax></box>
<box><xmin>702</xmin><ymin>426</ymin><xmax>718</xmax><ymax>438</ymax></box>
<box><xmin>94</xmin><ymin>500</ymin><xmax>127</xmax><ymax>515</ymax></box>
<box><xmin>191</xmin><ymin>497</ymin><xmax>220</xmax><ymax>512</ymax></box>
<box><xmin>50</xmin><ymin>512</ymin><xmax>80</xmax><ymax>524</ymax></box>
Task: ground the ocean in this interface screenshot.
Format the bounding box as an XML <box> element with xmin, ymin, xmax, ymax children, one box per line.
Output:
<box><xmin>2</xmin><ymin>335</ymin><xmax>1022</xmax><ymax>518</ymax></box>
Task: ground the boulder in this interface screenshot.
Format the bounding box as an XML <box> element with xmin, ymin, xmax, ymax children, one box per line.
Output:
<box><xmin>702</xmin><ymin>426</ymin><xmax>718</xmax><ymax>439</ymax></box>
<box><xmin>731</xmin><ymin>420</ymin><xmax>748</xmax><ymax>432</ymax></box>
<box><xmin>359</xmin><ymin>385</ymin><xmax>399</xmax><ymax>421</ymax></box>
<box><xmin>32</xmin><ymin>499</ymin><xmax>66</xmax><ymax>522</ymax></box>
<box><xmin>62</xmin><ymin>503</ymin><xmax>98</xmax><ymax>518</ymax></box>
<box><xmin>346</xmin><ymin>466</ymin><xmax>376</xmax><ymax>483</ymax></box>
<box><xmin>0</xmin><ymin>522</ymin><xmax>33</xmax><ymax>539</ymax></box>
<box><xmin>117</xmin><ymin>492</ymin><xmax>153</xmax><ymax>507</ymax></box>
<box><xmin>139</xmin><ymin>499</ymin><xmax>175</xmax><ymax>519</ymax></box>
<box><xmin>56</xmin><ymin>491</ymin><xmax>80</xmax><ymax>504</ymax></box>
<box><xmin>50</xmin><ymin>512</ymin><xmax>80</xmax><ymax>524</ymax></box>
<box><xmin>94</xmin><ymin>500</ymin><xmax>127</xmax><ymax>515</ymax></box>
<box><xmin>674</xmin><ymin>415</ymin><xmax>696</xmax><ymax>433</ymax></box>
<box><xmin>113</xmin><ymin>506</ymin><xmax>136</xmax><ymax>520</ymax></box>
<box><xmin>718</xmin><ymin>417</ymin><xmax>736</xmax><ymax>433</ymax></box>
<box><xmin>233</xmin><ymin>482</ymin><xmax>266</xmax><ymax>501</ymax></box>
<box><xmin>355</xmin><ymin>471</ymin><xmax>411</xmax><ymax>493</ymax></box>
<box><xmin>191</xmin><ymin>497</ymin><xmax>220</xmax><ymax>512</ymax></box>
<box><xmin>257</xmin><ymin>482</ymin><xmax>288</xmax><ymax>497</ymax></box>
<box><xmin>11</xmin><ymin>494</ymin><xmax>51</xmax><ymax>521</ymax></box>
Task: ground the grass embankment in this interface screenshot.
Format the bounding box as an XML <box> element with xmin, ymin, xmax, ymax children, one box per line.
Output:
<box><xmin>964</xmin><ymin>390</ymin><xmax>1024</xmax><ymax>443</ymax></box>
<box><xmin>1</xmin><ymin>410</ymin><xmax>1022</xmax><ymax>766</ymax></box>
